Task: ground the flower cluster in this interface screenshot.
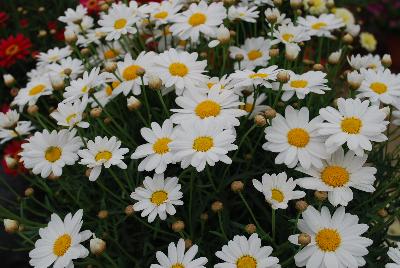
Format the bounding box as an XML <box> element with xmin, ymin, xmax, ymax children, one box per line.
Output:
<box><xmin>1</xmin><ymin>0</ymin><xmax>399</xmax><ymax>267</ymax></box>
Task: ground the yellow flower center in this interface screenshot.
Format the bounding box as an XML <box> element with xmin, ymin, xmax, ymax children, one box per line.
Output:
<box><xmin>104</xmin><ymin>49</ymin><xmax>118</xmax><ymax>59</ymax></box>
<box><xmin>271</xmin><ymin>188</ymin><xmax>284</xmax><ymax>203</ymax></box>
<box><xmin>315</xmin><ymin>228</ymin><xmax>341</xmax><ymax>252</ymax></box>
<box><xmin>45</xmin><ymin>146</ymin><xmax>62</xmax><ymax>163</ymax></box>
<box><xmin>321</xmin><ymin>165</ymin><xmax>349</xmax><ymax>187</ymax></box>
<box><xmin>169</xmin><ymin>62</ymin><xmax>188</xmax><ymax>77</ymax></box>
<box><xmin>287</xmin><ymin>128</ymin><xmax>310</xmax><ymax>148</ymax></box>
<box><xmin>95</xmin><ymin>151</ymin><xmax>112</xmax><ymax>162</ymax></box>
<box><xmin>247</xmin><ymin>50</ymin><xmax>262</xmax><ymax>61</ymax></box>
<box><xmin>28</xmin><ymin>84</ymin><xmax>46</xmax><ymax>96</ymax></box>
<box><xmin>188</xmin><ymin>13</ymin><xmax>206</xmax><ymax>26</ymax></box>
<box><xmin>195</xmin><ymin>100</ymin><xmax>221</xmax><ymax>119</ymax></box>
<box><xmin>105</xmin><ymin>85</ymin><xmax>113</xmax><ymax>96</ymax></box>
<box><xmin>154</xmin><ymin>11</ymin><xmax>168</xmax><ymax>19</ymax></box>
<box><xmin>193</xmin><ymin>136</ymin><xmax>213</xmax><ymax>152</ymax></box>
<box><xmin>236</xmin><ymin>255</ymin><xmax>257</xmax><ymax>268</ymax></box>
<box><xmin>171</xmin><ymin>264</ymin><xmax>184</xmax><ymax>268</ymax></box>
<box><xmin>114</xmin><ymin>18</ymin><xmax>127</xmax><ymax>29</ymax></box>
<box><xmin>341</xmin><ymin>117</ymin><xmax>362</xmax><ymax>134</ymax></box>
<box><xmin>249</xmin><ymin>73</ymin><xmax>268</xmax><ymax>79</ymax></box>
<box><xmin>240</xmin><ymin>103</ymin><xmax>254</xmax><ymax>113</ymax></box>
<box><xmin>311</xmin><ymin>22</ymin><xmax>328</xmax><ymax>30</ymax></box>
<box><xmin>66</xmin><ymin>113</ymin><xmax>77</xmax><ymax>124</ymax></box>
<box><xmin>153</xmin><ymin>137</ymin><xmax>172</xmax><ymax>154</ymax></box>
<box><xmin>122</xmin><ymin>65</ymin><xmax>142</xmax><ymax>81</ymax></box>
<box><xmin>207</xmin><ymin>82</ymin><xmax>215</xmax><ymax>89</ymax></box>
<box><xmin>282</xmin><ymin>33</ymin><xmax>294</xmax><ymax>42</ymax></box>
<box><xmin>53</xmin><ymin>234</ymin><xmax>72</xmax><ymax>257</ymax></box>
<box><xmin>5</xmin><ymin>44</ymin><xmax>19</xmax><ymax>56</ymax></box>
<box><xmin>370</xmin><ymin>82</ymin><xmax>387</xmax><ymax>94</ymax></box>
<box><xmin>151</xmin><ymin>190</ymin><xmax>168</xmax><ymax>205</ymax></box>
<box><xmin>290</xmin><ymin>80</ymin><xmax>308</xmax><ymax>89</ymax></box>
<box><xmin>81</xmin><ymin>85</ymin><xmax>89</xmax><ymax>93</ymax></box>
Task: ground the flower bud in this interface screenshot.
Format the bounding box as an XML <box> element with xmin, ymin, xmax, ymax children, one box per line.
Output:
<box><xmin>266</xmin><ymin>13</ymin><xmax>278</xmax><ymax>24</ymax></box>
<box><xmin>200</xmin><ymin>213</ymin><xmax>209</xmax><ymax>221</ymax></box>
<box><xmin>127</xmin><ymin>96</ymin><xmax>141</xmax><ymax>111</ymax></box>
<box><xmin>85</xmin><ymin>168</ymin><xmax>92</xmax><ymax>178</ymax></box>
<box><xmin>298</xmin><ymin>233</ymin><xmax>311</xmax><ymax>246</ymax></box>
<box><xmin>277</xmin><ymin>71</ymin><xmax>290</xmax><ymax>83</ymax></box>
<box><xmin>223</xmin><ymin>0</ymin><xmax>236</xmax><ymax>6</ymax></box>
<box><xmin>231</xmin><ymin>180</ymin><xmax>244</xmax><ymax>193</ymax></box>
<box><xmin>314</xmin><ymin>191</ymin><xmax>328</xmax><ymax>201</ymax></box>
<box><xmin>10</xmin><ymin>87</ymin><xmax>19</xmax><ymax>97</ymax></box>
<box><xmin>382</xmin><ymin>54</ymin><xmax>392</xmax><ymax>68</ymax></box>
<box><xmin>235</xmin><ymin>54</ymin><xmax>244</xmax><ymax>61</ymax></box>
<box><xmin>24</xmin><ymin>187</ymin><xmax>34</xmax><ymax>197</ymax></box>
<box><xmin>27</xmin><ymin>105</ymin><xmax>39</xmax><ymax>115</ymax></box>
<box><xmin>295</xmin><ymin>200</ymin><xmax>308</xmax><ymax>212</ymax></box>
<box><xmin>172</xmin><ymin>220</ymin><xmax>185</xmax><ymax>232</ymax></box>
<box><xmin>90</xmin><ymin>107</ymin><xmax>102</xmax><ymax>118</ymax></box>
<box><xmin>100</xmin><ymin>3</ymin><xmax>109</xmax><ymax>12</ymax></box>
<box><xmin>4</xmin><ymin>219</ymin><xmax>19</xmax><ymax>233</ymax></box>
<box><xmin>285</xmin><ymin>43</ymin><xmax>300</xmax><ymax>61</ymax></box>
<box><xmin>290</xmin><ymin>0</ymin><xmax>302</xmax><ymax>9</ymax></box>
<box><xmin>313</xmin><ymin>64</ymin><xmax>324</xmax><ymax>71</ymax></box>
<box><xmin>254</xmin><ymin>114</ymin><xmax>267</xmax><ymax>126</ymax></box>
<box><xmin>216</xmin><ymin>25</ymin><xmax>230</xmax><ymax>44</ymax></box>
<box><xmin>136</xmin><ymin>67</ymin><xmax>146</xmax><ymax>77</ymax></box>
<box><xmin>273</xmin><ymin>0</ymin><xmax>282</xmax><ymax>6</ymax></box>
<box><xmin>3</xmin><ymin>74</ymin><xmax>15</xmax><ymax>87</ymax></box>
<box><xmin>50</xmin><ymin>75</ymin><xmax>65</xmax><ymax>91</ymax></box>
<box><xmin>81</xmin><ymin>48</ymin><xmax>91</xmax><ymax>56</ymax></box>
<box><xmin>125</xmin><ymin>205</ymin><xmax>134</xmax><ymax>216</ymax></box>
<box><xmin>38</xmin><ymin>30</ymin><xmax>47</xmax><ymax>37</ymax></box>
<box><xmin>328</xmin><ymin>50</ymin><xmax>342</xmax><ymax>65</ymax></box>
<box><xmin>104</xmin><ymin>117</ymin><xmax>112</xmax><ymax>125</ymax></box>
<box><xmin>264</xmin><ymin>108</ymin><xmax>277</xmax><ymax>119</ymax></box>
<box><xmin>48</xmin><ymin>173</ymin><xmax>60</xmax><ymax>181</ymax></box>
<box><xmin>342</xmin><ymin>33</ymin><xmax>353</xmax><ymax>44</ymax></box>
<box><xmin>4</xmin><ymin>155</ymin><xmax>17</xmax><ymax>169</ymax></box>
<box><xmin>148</xmin><ymin>75</ymin><xmax>162</xmax><ymax>90</ymax></box>
<box><xmin>98</xmin><ymin>210</ymin><xmax>108</xmax><ymax>219</ymax></box>
<box><xmin>185</xmin><ymin>239</ymin><xmax>193</xmax><ymax>249</ymax></box>
<box><xmin>269</xmin><ymin>48</ymin><xmax>279</xmax><ymax>58</ymax></box>
<box><xmin>104</xmin><ymin>62</ymin><xmax>117</xmax><ymax>73</ymax></box>
<box><xmin>377</xmin><ymin>208</ymin><xmax>388</xmax><ymax>218</ymax></box>
<box><xmin>90</xmin><ymin>236</ymin><xmax>106</xmax><ymax>256</ymax></box>
<box><xmin>347</xmin><ymin>70</ymin><xmax>363</xmax><ymax>90</ymax></box>
<box><xmin>63</xmin><ymin>68</ymin><xmax>72</xmax><ymax>76</ymax></box>
<box><xmin>245</xmin><ymin>224</ymin><xmax>257</xmax><ymax>234</ymax></box>
<box><xmin>64</xmin><ymin>29</ymin><xmax>78</xmax><ymax>45</ymax></box>
<box><xmin>211</xmin><ymin>201</ymin><xmax>223</xmax><ymax>213</ymax></box>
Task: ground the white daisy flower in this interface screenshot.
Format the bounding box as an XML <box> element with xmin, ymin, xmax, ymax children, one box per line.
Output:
<box><xmin>37</xmin><ymin>47</ymin><xmax>72</xmax><ymax>66</ymax></box>
<box><xmin>264</xmin><ymin>8</ymin><xmax>291</xmax><ymax>27</ymax></box>
<box><xmin>113</xmin><ymin>51</ymin><xmax>156</xmax><ymax>96</ymax></box>
<box><xmin>348</xmin><ymin>54</ymin><xmax>383</xmax><ymax>70</ymax></box>
<box><xmin>298</xmin><ymin>14</ymin><xmax>345</xmax><ymax>38</ymax></box>
<box><xmin>253</xmin><ymin>172</ymin><xmax>305</xmax><ymax>210</ymax></box>
<box><xmin>152</xmin><ymin>48</ymin><xmax>207</xmax><ymax>95</ymax></box>
<box><xmin>149</xmin><ymin>1</ymin><xmax>182</xmax><ymax>26</ymax></box>
<box><xmin>58</xmin><ymin>4</ymin><xmax>88</xmax><ymax>24</ymax></box>
<box><xmin>230</xmin><ymin>65</ymin><xmax>281</xmax><ymax>90</ymax></box>
<box><xmin>386</xmin><ymin>243</ymin><xmax>400</xmax><ymax>268</ymax></box>
<box><xmin>50</xmin><ymin>99</ymin><xmax>89</xmax><ymax>129</ymax></box>
<box><xmin>272</xmin><ymin>23</ymin><xmax>311</xmax><ymax>46</ymax></box>
<box><xmin>288</xmin><ymin>206</ymin><xmax>373</xmax><ymax>268</ymax></box>
<box><xmin>20</xmin><ymin>129</ymin><xmax>82</xmax><ymax>178</ymax></box>
<box><xmin>78</xmin><ymin>136</ymin><xmax>129</xmax><ymax>181</ymax></box>
<box><xmin>131</xmin><ymin>119</ymin><xmax>176</xmax><ymax>174</ymax></box>
<box><xmin>131</xmin><ymin>173</ymin><xmax>183</xmax><ymax>223</ymax></box>
<box><xmin>170</xmin><ymin>120</ymin><xmax>238</xmax><ymax>172</ymax></box>
<box><xmin>357</xmin><ymin>68</ymin><xmax>400</xmax><ymax>107</ymax></box>
<box><xmin>90</xmin><ymin>81</ymin><xmax>120</xmax><ymax>107</ymax></box>
<box><xmin>263</xmin><ymin>106</ymin><xmax>329</xmax><ymax>169</ymax></box>
<box><xmin>0</xmin><ymin>110</ymin><xmax>20</xmax><ymax>129</ymax></box>
<box><xmin>318</xmin><ymin>98</ymin><xmax>389</xmax><ymax>157</ymax></box>
<box><xmin>170</xmin><ymin>87</ymin><xmax>246</xmax><ymax>129</ymax></box>
<box><xmin>229</xmin><ymin>37</ymin><xmax>272</xmax><ymax>70</ymax></box>
<box><xmin>170</xmin><ymin>1</ymin><xmax>226</xmax><ymax>42</ymax></box>
<box><xmin>278</xmin><ymin>71</ymin><xmax>330</xmax><ymax>101</ymax></box>
<box><xmin>65</xmin><ymin>15</ymin><xmax>94</xmax><ymax>35</ymax></box>
<box><xmin>296</xmin><ymin>147</ymin><xmax>376</xmax><ymax>206</ymax></box>
<box><xmin>150</xmin><ymin>238</ymin><xmax>207</xmax><ymax>268</ymax></box>
<box><xmin>253</xmin><ymin>0</ymin><xmax>274</xmax><ymax>6</ymax></box>
<box><xmin>63</xmin><ymin>67</ymin><xmax>112</xmax><ymax>102</ymax></box>
<box><xmin>48</xmin><ymin>57</ymin><xmax>84</xmax><ymax>80</ymax></box>
<box><xmin>12</xmin><ymin>78</ymin><xmax>52</xmax><ymax>108</ymax></box>
<box><xmin>202</xmin><ymin>75</ymin><xmax>234</xmax><ymax>92</ymax></box>
<box><xmin>0</xmin><ymin>121</ymin><xmax>34</xmax><ymax>144</ymax></box>
<box><xmin>215</xmin><ymin>233</ymin><xmax>281</xmax><ymax>268</ymax></box>
<box><xmin>29</xmin><ymin>209</ymin><xmax>92</xmax><ymax>268</ymax></box>
<box><xmin>96</xmin><ymin>41</ymin><xmax>124</xmax><ymax>62</ymax></box>
<box><xmin>228</xmin><ymin>5</ymin><xmax>259</xmax><ymax>23</ymax></box>
<box><xmin>98</xmin><ymin>2</ymin><xmax>138</xmax><ymax>41</ymax></box>
<box><xmin>303</xmin><ymin>0</ymin><xmax>328</xmax><ymax>15</ymax></box>
<box><xmin>241</xmin><ymin>93</ymin><xmax>269</xmax><ymax>119</ymax></box>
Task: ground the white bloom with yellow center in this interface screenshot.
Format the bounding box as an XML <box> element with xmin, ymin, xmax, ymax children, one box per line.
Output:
<box><xmin>29</xmin><ymin>209</ymin><xmax>92</xmax><ymax>268</ymax></box>
<box><xmin>113</xmin><ymin>51</ymin><xmax>156</xmax><ymax>96</ymax></box>
<box><xmin>12</xmin><ymin>78</ymin><xmax>52</xmax><ymax>108</ymax></box>
<box><xmin>63</xmin><ymin>67</ymin><xmax>112</xmax><ymax>103</ymax></box>
<box><xmin>201</xmin><ymin>75</ymin><xmax>234</xmax><ymax>93</ymax></box>
<box><xmin>0</xmin><ymin>121</ymin><xmax>34</xmax><ymax>144</ymax></box>
<box><xmin>348</xmin><ymin>54</ymin><xmax>383</xmax><ymax>70</ymax></box>
<box><xmin>303</xmin><ymin>0</ymin><xmax>328</xmax><ymax>15</ymax></box>
<box><xmin>131</xmin><ymin>173</ymin><xmax>183</xmax><ymax>223</ymax></box>
<box><xmin>51</xmin><ymin>99</ymin><xmax>89</xmax><ymax>129</ymax></box>
<box><xmin>387</xmin><ymin>243</ymin><xmax>400</xmax><ymax>268</ymax></box>
<box><xmin>357</xmin><ymin>68</ymin><xmax>400</xmax><ymax>106</ymax></box>
<box><xmin>65</xmin><ymin>15</ymin><xmax>94</xmax><ymax>35</ymax></box>
<box><xmin>20</xmin><ymin>129</ymin><xmax>82</xmax><ymax>178</ymax></box>
<box><xmin>48</xmin><ymin>57</ymin><xmax>84</xmax><ymax>80</ymax></box>
<box><xmin>241</xmin><ymin>93</ymin><xmax>269</xmax><ymax>119</ymax></box>
<box><xmin>152</xmin><ymin>48</ymin><xmax>208</xmax><ymax>95</ymax></box>
<box><xmin>272</xmin><ymin>23</ymin><xmax>311</xmax><ymax>46</ymax></box>
<box><xmin>229</xmin><ymin>37</ymin><xmax>272</xmax><ymax>70</ymax></box>
<box><xmin>150</xmin><ymin>238</ymin><xmax>207</xmax><ymax>268</ymax></box>
<box><xmin>37</xmin><ymin>47</ymin><xmax>72</xmax><ymax>66</ymax></box>
<box><xmin>230</xmin><ymin>65</ymin><xmax>281</xmax><ymax>90</ymax></box>
<box><xmin>0</xmin><ymin>110</ymin><xmax>20</xmax><ymax>129</ymax></box>
<box><xmin>78</xmin><ymin>136</ymin><xmax>129</xmax><ymax>181</ymax></box>
<box><xmin>318</xmin><ymin>98</ymin><xmax>388</xmax><ymax>157</ymax></box>
<box><xmin>131</xmin><ymin>119</ymin><xmax>176</xmax><ymax>174</ymax></box>
<box><xmin>215</xmin><ymin>233</ymin><xmax>280</xmax><ymax>268</ymax></box>
<box><xmin>98</xmin><ymin>2</ymin><xmax>138</xmax><ymax>41</ymax></box>
<box><xmin>298</xmin><ymin>14</ymin><xmax>345</xmax><ymax>38</ymax></box>
<box><xmin>170</xmin><ymin>1</ymin><xmax>226</xmax><ymax>42</ymax></box>
<box><xmin>90</xmin><ymin>81</ymin><xmax>120</xmax><ymax>107</ymax></box>
<box><xmin>263</xmin><ymin>106</ymin><xmax>328</xmax><ymax>169</ymax></box>
<box><xmin>149</xmin><ymin>1</ymin><xmax>182</xmax><ymax>26</ymax></box>
<box><xmin>171</xmin><ymin>87</ymin><xmax>246</xmax><ymax>129</ymax></box>
<box><xmin>360</xmin><ymin>32</ymin><xmax>377</xmax><ymax>52</ymax></box>
<box><xmin>96</xmin><ymin>41</ymin><xmax>124</xmax><ymax>62</ymax></box>
<box><xmin>289</xmin><ymin>206</ymin><xmax>373</xmax><ymax>268</ymax></box>
<box><xmin>333</xmin><ymin>7</ymin><xmax>355</xmax><ymax>26</ymax></box>
<box><xmin>58</xmin><ymin>4</ymin><xmax>88</xmax><ymax>24</ymax></box>
<box><xmin>296</xmin><ymin>147</ymin><xmax>376</xmax><ymax>206</ymax></box>
<box><xmin>253</xmin><ymin>172</ymin><xmax>305</xmax><ymax>210</ymax></box>
<box><xmin>228</xmin><ymin>5</ymin><xmax>259</xmax><ymax>23</ymax></box>
<box><xmin>264</xmin><ymin>8</ymin><xmax>291</xmax><ymax>26</ymax></box>
<box><xmin>279</xmin><ymin>71</ymin><xmax>330</xmax><ymax>101</ymax></box>
<box><xmin>170</xmin><ymin>120</ymin><xmax>238</xmax><ymax>172</ymax></box>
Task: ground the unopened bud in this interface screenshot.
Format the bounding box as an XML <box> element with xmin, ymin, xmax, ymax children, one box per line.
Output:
<box><xmin>38</xmin><ymin>30</ymin><xmax>47</xmax><ymax>37</ymax></box>
<box><xmin>342</xmin><ymin>34</ymin><xmax>353</xmax><ymax>44</ymax></box>
<box><xmin>85</xmin><ymin>168</ymin><xmax>92</xmax><ymax>178</ymax></box>
<box><xmin>63</xmin><ymin>68</ymin><xmax>73</xmax><ymax>76</ymax></box>
<box><xmin>235</xmin><ymin>54</ymin><xmax>244</xmax><ymax>61</ymax></box>
<box><xmin>245</xmin><ymin>223</ymin><xmax>257</xmax><ymax>234</ymax></box>
<box><xmin>231</xmin><ymin>180</ymin><xmax>244</xmax><ymax>193</ymax></box>
<box><xmin>313</xmin><ymin>64</ymin><xmax>324</xmax><ymax>71</ymax></box>
<box><xmin>298</xmin><ymin>233</ymin><xmax>311</xmax><ymax>246</ymax></box>
<box><xmin>269</xmin><ymin>48</ymin><xmax>280</xmax><ymax>57</ymax></box>
<box><xmin>136</xmin><ymin>67</ymin><xmax>145</xmax><ymax>77</ymax></box>
<box><xmin>148</xmin><ymin>75</ymin><xmax>162</xmax><ymax>90</ymax></box>
<box><xmin>172</xmin><ymin>220</ymin><xmax>185</xmax><ymax>232</ymax></box>
<box><xmin>100</xmin><ymin>3</ymin><xmax>109</xmax><ymax>12</ymax></box>
<box><xmin>3</xmin><ymin>74</ymin><xmax>15</xmax><ymax>87</ymax></box>
<box><xmin>273</xmin><ymin>0</ymin><xmax>282</xmax><ymax>6</ymax></box>
<box><xmin>314</xmin><ymin>191</ymin><xmax>328</xmax><ymax>201</ymax></box>
<box><xmin>81</xmin><ymin>48</ymin><xmax>91</xmax><ymax>56</ymax></box>
<box><xmin>90</xmin><ymin>107</ymin><xmax>102</xmax><ymax>118</ymax></box>
<box><xmin>64</xmin><ymin>29</ymin><xmax>78</xmax><ymax>44</ymax></box>
<box><xmin>290</xmin><ymin>0</ymin><xmax>302</xmax><ymax>9</ymax></box>
<box><xmin>24</xmin><ymin>187</ymin><xmax>34</xmax><ymax>197</ymax></box>
<box><xmin>266</xmin><ymin>13</ymin><xmax>278</xmax><ymax>24</ymax></box>
<box><xmin>3</xmin><ymin>219</ymin><xmax>19</xmax><ymax>233</ymax></box>
<box><xmin>104</xmin><ymin>62</ymin><xmax>117</xmax><ymax>72</ymax></box>
<box><xmin>10</xmin><ymin>88</ymin><xmax>19</xmax><ymax>97</ymax></box>
<box><xmin>277</xmin><ymin>71</ymin><xmax>290</xmax><ymax>83</ymax></box>
<box><xmin>382</xmin><ymin>54</ymin><xmax>392</xmax><ymax>68</ymax></box>
<box><xmin>184</xmin><ymin>239</ymin><xmax>192</xmax><ymax>249</ymax></box>
<box><xmin>127</xmin><ymin>96</ymin><xmax>141</xmax><ymax>111</ymax></box>
<box><xmin>377</xmin><ymin>208</ymin><xmax>388</xmax><ymax>218</ymax></box>
<box><xmin>48</xmin><ymin>173</ymin><xmax>60</xmax><ymax>181</ymax></box>
<box><xmin>211</xmin><ymin>201</ymin><xmax>223</xmax><ymax>213</ymax></box>
<box><xmin>27</xmin><ymin>105</ymin><xmax>39</xmax><ymax>115</ymax></box>
<box><xmin>125</xmin><ymin>205</ymin><xmax>134</xmax><ymax>216</ymax></box>
<box><xmin>4</xmin><ymin>155</ymin><xmax>17</xmax><ymax>169</ymax></box>
<box><xmin>264</xmin><ymin>108</ymin><xmax>277</xmax><ymax>119</ymax></box>
<box><xmin>295</xmin><ymin>200</ymin><xmax>309</xmax><ymax>212</ymax></box>
<box><xmin>98</xmin><ymin>210</ymin><xmax>108</xmax><ymax>219</ymax></box>
<box><xmin>50</xmin><ymin>75</ymin><xmax>65</xmax><ymax>91</ymax></box>
<box><xmin>254</xmin><ymin>114</ymin><xmax>267</xmax><ymax>126</ymax></box>
<box><xmin>90</xmin><ymin>236</ymin><xmax>106</xmax><ymax>256</ymax></box>
<box><xmin>328</xmin><ymin>50</ymin><xmax>342</xmax><ymax>65</ymax></box>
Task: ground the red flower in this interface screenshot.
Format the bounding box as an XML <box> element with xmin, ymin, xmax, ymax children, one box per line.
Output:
<box><xmin>19</xmin><ymin>18</ymin><xmax>29</xmax><ymax>28</ymax></box>
<box><xmin>0</xmin><ymin>12</ymin><xmax>9</xmax><ymax>27</ymax></box>
<box><xmin>80</xmin><ymin>0</ymin><xmax>101</xmax><ymax>13</ymax></box>
<box><xmin>0</xmin><ymin>34</ymin><xmax>32</xmax><ymax>68</ymax></box>
<box><xmin>55</xmin><ymin>29</ymin><xmax>65</xmax><ymax>41</ymax></box>
<box><xmin>1</xmin><ymin>140</ymin><xmax>27</xmax><ymax>176</ymax></box>
<box><xmin>47</xmin><ymin>21</ymin><xmax>58</xmax><ymax>30</ymax></box>
<box><xmin>0</xmin><ymin>104</ymin><xmax>10</xmax><ymax>113</ymax></box>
